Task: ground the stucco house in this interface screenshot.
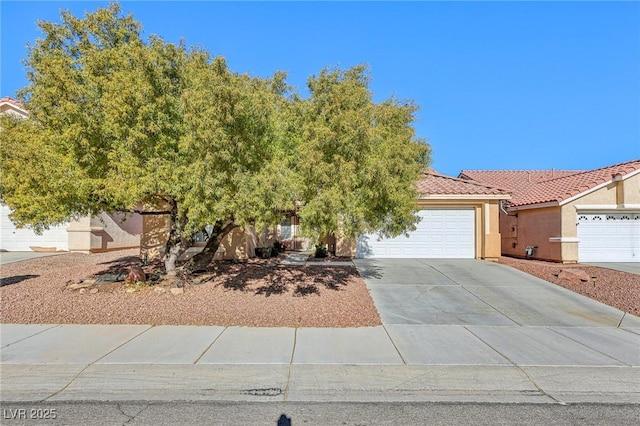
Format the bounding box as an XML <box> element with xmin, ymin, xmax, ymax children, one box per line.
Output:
<box><xmin>0</xmin><ymin>96</ymin><xmax>142</xmax><ymax>253</ymax></box>
<box><xmin>355</xmin><ymin>169</ymin><xmax>510</xmax><ymax>260</ymax></box>
<box><xmin>459</xmin><ymin>159</ymin><xmax>640</xmax><ymax>263</ymax></box>
<box><xmin>142</xmin><ymin>169</ymin><xmax>511</xmax><ymax>261</ymax></box>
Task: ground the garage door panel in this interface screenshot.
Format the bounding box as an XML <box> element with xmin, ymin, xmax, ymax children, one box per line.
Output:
<box><xmin>577</xmin><ymin>213</ymin><xmax>639</xmax><ymax>263</ymax></box>
<box><xmin>357</xmin><ymin>209</ymin><xmax>475</xmax><ymax>259</ymax></box>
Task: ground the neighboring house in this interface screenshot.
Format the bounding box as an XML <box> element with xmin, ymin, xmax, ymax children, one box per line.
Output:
<box><xmin>0</xmin><ymin>96</ymin><xmax>142</xmax><ymax>253</ymax></box>
<box><xmin>460</xmin><ymin>159</ymin><xmax>640</xmax><ymax>263</ymax></box>
<box><xmin>142</xmin><ymin>169</ymin><xmax>511</xmax><ymax>261</ymax></box>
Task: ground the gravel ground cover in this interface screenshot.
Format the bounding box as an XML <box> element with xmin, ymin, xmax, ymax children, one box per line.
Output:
<box><xmin>0</xmin><ymin>249</ymin><xmax>381</xmax><ymax>327</ymax></box>
<box><xmin>1</xmin><ymin>250</ymin><xmax>637</xmax><ymax>326</ymax></box>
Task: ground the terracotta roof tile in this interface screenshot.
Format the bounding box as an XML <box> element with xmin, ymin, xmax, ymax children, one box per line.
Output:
<box><xmin>0</xmin><ymin>96</ymin><xmax>25</xmax><ymax>108</ymax></box>
<box><xmin>417</xmin><ymin>170</ymin><xmax>511</xmax><ymax>197</ymax></box>
<box><xmin>458</xmin><ymin>170</ymin><xmax>580</xmax><ymax>202</ymax></box>
<box><xmin>460</xmin><ymin>159</ymin><xmax>640</xmax><ymax>208</ymax></box>
<box><xmin>513</xmin><ymin>159</ymin><xmax>640</xmax><ymax>207</ymax></box>
<box><xmin>0</xmin><ymin>96</ymin><xmax>28</xmax><ymax>117</ymax></box>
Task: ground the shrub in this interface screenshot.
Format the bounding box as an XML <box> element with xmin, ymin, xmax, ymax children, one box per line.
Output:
<box><xmin>314</xmin><ymin>243</ymin><xmax>328</xmax><ymax>258</ymax></box>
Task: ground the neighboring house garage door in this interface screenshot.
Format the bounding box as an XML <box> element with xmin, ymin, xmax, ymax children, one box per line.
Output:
<box><xmin>1</xmin><ymin>205</ymin><xmax>69</xmax><ymax>251</ymax></box>
<box><xmin>357</xmin><ymin>209</ymin><xmax>475</xmax><ymax>258</ymax></box>
<box><xmin>577</xmin><ymin>212</ymin><xmax>640</xmax><ymax>262</ymax></box>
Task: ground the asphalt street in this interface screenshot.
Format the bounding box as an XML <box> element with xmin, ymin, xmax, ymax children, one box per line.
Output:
<box><xmin>1</xmin><ymin>402</ymin><xmax>639</xmax><ymax>426</ymax></box>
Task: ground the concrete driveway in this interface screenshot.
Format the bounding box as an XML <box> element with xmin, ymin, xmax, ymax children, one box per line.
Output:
<box><xmin>584</xmin><ymin>262</ymin><xmax>640</xmax><ymax>275</ymax></box>
<box><xmin>0</xmin><ymin>251</ymin><xmax>63</xmax><ymax>265</ymax></box>
<box><xmin>354</xmin><ymin>258</ymin><xmax>640</xmax><ymax>373</ymax></box>
<box><xmin>354</xmin><ymin>258</ymin><xmax>640</xmax><ymax>327</ymax></box>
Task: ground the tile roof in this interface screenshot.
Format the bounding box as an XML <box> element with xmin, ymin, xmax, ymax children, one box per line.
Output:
<box><xmin>458</xmin><ymin>169</ymin><xmax>580</xmax><ymax>202</ymax></box>
<box><xmin>0</xmin><ymin>96</ymin><xmax>25</xmax><ymax>108</ymax></box>
<box><xmin>417</xmin><ymin>169</ymin><xmax>511</xmax><ymax>197</ymax></box>
<box><xmin>460</xmin><ymin>159</ymin><xmax>640</xmax><ymax>208</ymax></box>
<box><xmin>0</xmin><ymin>96</ymin><xmax>28</xmax><ymax>117</ymax></box>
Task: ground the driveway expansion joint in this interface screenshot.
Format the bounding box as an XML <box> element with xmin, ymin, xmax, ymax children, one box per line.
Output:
<box><xmin>463</xmin><ymin>326</ymin><xmax>568</xmax><ymax>406</ymax></box>
<box><xmin>282</xmin><ymin>328</ymin><xmax>298</xmax><ymax>402</ymax></box>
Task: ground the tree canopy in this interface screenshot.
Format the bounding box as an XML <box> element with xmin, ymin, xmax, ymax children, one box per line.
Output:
<box><xmin>0</xmin><ymin>4</ymin><xmax>431</xmax><ymax>273</ymax></box>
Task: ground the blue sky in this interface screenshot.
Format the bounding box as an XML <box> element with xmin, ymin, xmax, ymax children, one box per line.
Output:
<box><xmin>2</xmin><ymin>1</ymin><xmax>639</xmax><ymax>176</ymax></box>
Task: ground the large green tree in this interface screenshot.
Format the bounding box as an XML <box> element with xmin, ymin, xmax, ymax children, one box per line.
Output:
<box><xmin>0</xmin><ymin>4</ymin><xmax>430</xmax><ymax>275</ymax></box>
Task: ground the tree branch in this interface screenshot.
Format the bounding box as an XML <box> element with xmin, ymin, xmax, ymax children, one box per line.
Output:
<box><xmin>131</xmin><ymin>209</ymin><xmax>172</xmax><ymax>216</ymax></box>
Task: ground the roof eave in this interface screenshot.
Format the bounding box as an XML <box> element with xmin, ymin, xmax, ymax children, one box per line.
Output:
<box><xmin>418</xmin><ymin>194</ymin><xmax>511</xmax><ymax>200</ymax></box>
<box><xmin>507</xmin><ymin>200</ymin><xmax>560</xmax><ymax>211</ymax></box>
<box><xmin>557</xmin><ymin>168</ymin><xmax>640</xmax><ymax>207</ymax></box>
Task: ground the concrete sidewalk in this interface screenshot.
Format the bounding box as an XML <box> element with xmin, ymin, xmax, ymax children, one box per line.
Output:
<box><xmin>1</xmin><ymin>322</ymin><xmax>639</xmax><ymax>404</ymax></box>
<box><xmin>0</xmin><ymin>251</ymin><xmax>63</xmax><ymax>265</ymax></box>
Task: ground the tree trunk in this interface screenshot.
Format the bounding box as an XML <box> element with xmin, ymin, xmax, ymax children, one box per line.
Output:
<box><xmin>163</xmin><ymin>241</ymin><xmax>185</xmax><ymax>274</ymax></box>
<box><xmin>185</xmin><ymin>220</ymin><xmax>238</xmax><ymax>273</ymax></box>
<box><xmin>162</xmin><ymin>202</ymin><xmax>190</xmax><ymax>274</ymax></box>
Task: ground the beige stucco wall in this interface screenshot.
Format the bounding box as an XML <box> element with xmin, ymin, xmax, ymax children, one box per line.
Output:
<box><xmin>67</xmin><ymin>216</ymin><xmax>92</xmax><ymax>252</ymax></box>
<box><xmin>482</xmin><ymin>202</ymin><xmax>502</xmax><ymax>260</ymax></box>
<box><xmin>335</xmin><ymin>231</ymin><xmax>356</xmax><ymax>257</ymax></box>
<box><xmin>68</xmin><ymin>212</ymin><xmax>141</xmax><ymax>253</ymax></box>
<box><xmin>89</xmin><ymin>212</ymin><xmax>141</xmax><ymax>252</ymax></box>
<box><xmin>623</xmin><ymin>173</ymin><xmax>640</xmax><ymax>204</ymax></box>
<box><xmin>220</xmin><ymin>227</ymin><xmax>256</xmax><ymax>260</ymax></box>
<box><xmin>140</xmin><ymin>214</ymin><xmax>171</xmax><ymax>259</ymax></box>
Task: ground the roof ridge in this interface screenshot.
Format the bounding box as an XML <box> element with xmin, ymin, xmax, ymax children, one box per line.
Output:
<box><xmin>507</xmin><ymin>159</ymin><xmax>640</xmax><ymax>208</ymax></box>
<box><xmin>424</xmin><ymin>170</ymin><xmax>511</xmax><ymax>193</ymax></box>
<box><xmin>535</xmin><ymin>159</ymin><xmax>640</xmax><ymax>184</ymax></box>
<box><xmin>0</xmin><ymin>96</ymin><xmax>25</xmax><ymax>106</ymax></box>
<box><xmin>460</xmin><ymin>169</ymin><xmax>581</xmax><ymax>173</ymax></box>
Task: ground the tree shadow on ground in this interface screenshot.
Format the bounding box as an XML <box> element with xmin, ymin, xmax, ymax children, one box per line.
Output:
<box><xmin>95</xmin><ymin>255</ymin><xmax>143</xmax><ymax>276</ymax></box>
<box><xmin>354</xmin><ymin>263</ymin><xmax>384</xmax><ymax>280</ymax></box>
<box><xmin>214</xmin><ymin>263</ymin><xmax>358</xmax><ymax>297</ymax></box>
<box><xmin>0</xmin><ymin>275</ymin><xmax>39</xmax><ymax>287</ymax></box>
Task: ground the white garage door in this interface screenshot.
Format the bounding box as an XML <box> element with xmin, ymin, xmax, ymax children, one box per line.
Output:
<box><xmin>357</xmin><ymin>209</ymin><xmax>475</xmax><ymax>258</ymax></box>
<box><xmin>577</xmin><ymin>212</ymin><xmax>640</xmax><ymax>262</ymax></box>
<box><xmin>1</xmin><ymin>205</ymin><xmax>69</xmax><ymax>251</ymax></box>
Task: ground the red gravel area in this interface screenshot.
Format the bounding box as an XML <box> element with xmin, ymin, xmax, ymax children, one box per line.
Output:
<box><xmin>497</xmin><ymin>256</ymin><xmax>639</xmax><ymax>316</ymax></box>
<box><xmin>0</xmin><ymin>250</ymin><xmax>381</xmax><ymax>327</ymax></box>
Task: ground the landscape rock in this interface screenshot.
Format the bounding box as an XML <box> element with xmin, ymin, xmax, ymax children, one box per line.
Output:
<box><xmin>67</xmin><ymin>282</ymin><xmax>93</xmax><ymax>290</ymax></box>
<box><xmin>125</xmin><ymin>266</ymin><xmax>146</xmax><ymax>284</ymax></box>
<box><xmin>154</xmin><ymin>287</ymin><xmax>166</xmax><ymax>294</ymax></box>
<box><xmin>89</xmin><ymin>288</ymin><xmax>99</xmax><ymax>294</ymax></box>
<box><xmin>170</xmin><ymin>287</ymin><xmax>184</xmax><ymax>295</ymax></box>
<box><xmin>558</xmin><ymin>269</ymin><xmax>591</xmax><ymax>284</ymax></box>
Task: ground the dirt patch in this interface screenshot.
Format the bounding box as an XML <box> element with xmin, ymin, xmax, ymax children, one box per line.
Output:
<box><xmin>0</xmin><ymin>249</ymin><xmax>381</xmax><ymax>327</ymax></box>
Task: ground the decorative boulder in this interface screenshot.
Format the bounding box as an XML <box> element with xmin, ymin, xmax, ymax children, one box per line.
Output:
<box><xmin>125</xmin><ymin>266</ymin><xmax>146</xmax><ymax>284</ymax></box>
<box><xmin>558</xmin><ymin>269</ymin><xmax>591</xmax><ymax>284</ymax></box>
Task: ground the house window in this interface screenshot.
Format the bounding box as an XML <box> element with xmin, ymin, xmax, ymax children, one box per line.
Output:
<box><xmin>194</xmin><ymin>225</ymin><xmax>214</xmax><ymax>243</ymax></box>
<box><xmin>280</xmin><ymin>217</ymin><xmax>292</xmax><ymax>240</ymax></box>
